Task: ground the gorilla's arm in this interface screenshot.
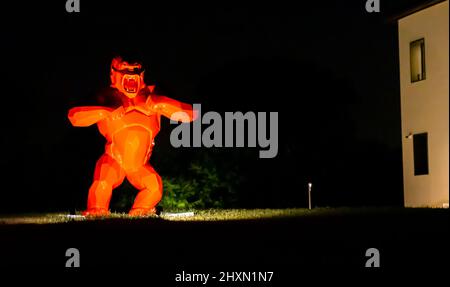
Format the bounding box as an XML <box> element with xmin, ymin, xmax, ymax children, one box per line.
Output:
<box><xmin>150</xmin><ymin>95</ymin><xmax>198</xmax><ymax>123</ymax></box>
<box><xmin>68</xmin><ymin>106</ymin><xmax>114</xmax><ymax>127</ymax></box>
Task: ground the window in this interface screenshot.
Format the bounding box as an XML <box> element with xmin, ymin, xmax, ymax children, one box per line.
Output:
<box><xmin>410</xmin><ymin>38</ymin><xmax>426</xmax><ymax>83</ymax></box>
<box><xmin>413</xmin><ymin>133</ymin><xmax>429</xmax><ymax>176</ymax></box>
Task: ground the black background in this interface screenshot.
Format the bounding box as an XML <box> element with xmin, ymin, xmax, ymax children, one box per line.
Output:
<box><xmin>0</xmin><ymin>0</ymin><xmax>434</xmax><ymax>212</ymax></box>
<box><xmin>0</xmin><ymin>0</ymin><xmax>448</xmax><ymax>279</ymax></box>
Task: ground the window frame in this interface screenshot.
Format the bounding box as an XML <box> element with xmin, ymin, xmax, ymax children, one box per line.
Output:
<box><xmin>413</xmin><ymin>132</ymin><xmax>429</xmax><ymax>176</ymax></box>
<box><xmin>410</xmin><ymin>38</ymin><xmax>426</xmax><ymax>83</ymax></box>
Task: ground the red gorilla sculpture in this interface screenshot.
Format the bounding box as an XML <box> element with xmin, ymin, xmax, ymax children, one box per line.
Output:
<box><xmin>68</xmin><ymin>57</ymin><xmax>196</xmax><ymax>217</ymax></box>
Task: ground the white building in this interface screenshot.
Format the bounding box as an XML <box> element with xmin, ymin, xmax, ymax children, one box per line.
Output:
<box><xmin>397</xmin><ymin>0</ymin><xmax>449</xmax><ymax>207</ymax></box>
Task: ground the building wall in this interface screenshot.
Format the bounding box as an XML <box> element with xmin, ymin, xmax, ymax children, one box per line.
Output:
<box><xmin>398</xmin><ymin>1</ymin><xmax>449</xmax><ymax>207</ymax></box>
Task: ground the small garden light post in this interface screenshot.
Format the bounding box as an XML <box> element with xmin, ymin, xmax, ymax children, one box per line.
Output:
<box><xmin>308</xmin><ymin>182</ymin><xmax>312</xmax><ymax>210</ymax></box>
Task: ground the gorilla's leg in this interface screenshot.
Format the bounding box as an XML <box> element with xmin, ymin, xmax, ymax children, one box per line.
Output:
<box><xmin>83</xmin><ymin>154</ymin><xmax>125</xmax><ymax>216</ymax></box>
<box><xmin>126</xmin><ymin>164</ymin><xmax>163</xmax><ymax>216</ymax></box>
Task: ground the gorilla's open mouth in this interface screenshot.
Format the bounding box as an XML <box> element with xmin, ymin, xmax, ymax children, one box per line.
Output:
<box><xmin>122</xmin><ymin>75</ymin><xmax>139</xmax><ymax>93</ymax></box>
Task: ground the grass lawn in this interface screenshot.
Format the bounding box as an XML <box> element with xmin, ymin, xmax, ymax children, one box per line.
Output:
<box><xmin>0</xmin><ymin>207</ymin><xmax>444</xmax><ymax>223</ymax></box>
<box><xmin>0</xmin><ymin>208</ymin><xmax>358</xmax><ymax>224</ymax></box>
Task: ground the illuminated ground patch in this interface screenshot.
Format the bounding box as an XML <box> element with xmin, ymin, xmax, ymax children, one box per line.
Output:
<box><xmin>0</xmin><ymin>207</ymin><xmax>446</xmax><ymax>224</ymax></box>
<box><xmin>0</xmin><ymin>208</ymin><xmax>329</xmax><ymax>224</ymax></box>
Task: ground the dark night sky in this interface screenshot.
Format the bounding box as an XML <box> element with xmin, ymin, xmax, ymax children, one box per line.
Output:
<box><xmin>0</xmin><ymin>0</ymin><xmax>435</xmax><ymax>213</ymax></box>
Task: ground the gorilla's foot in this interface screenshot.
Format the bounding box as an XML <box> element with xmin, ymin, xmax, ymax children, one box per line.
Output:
<box><xmin>129</xmin><ymin>207</ymin><xmax>157</xmax><ymax>217</ymax></box>
<box><xmin>82</xmin><ymin>208</ymin><xmax>111</xmax><ymax>217</ymax></box>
